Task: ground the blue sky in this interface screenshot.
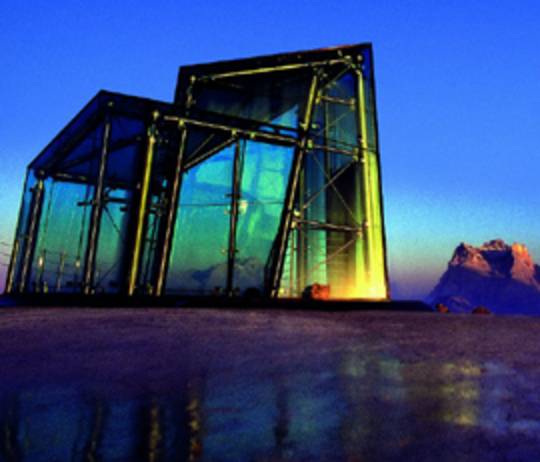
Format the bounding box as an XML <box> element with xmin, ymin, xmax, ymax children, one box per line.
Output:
<box><xmin>1</xmin><ymin>0</ymin><xmax>539</xmax><ymax>297</ymax></box>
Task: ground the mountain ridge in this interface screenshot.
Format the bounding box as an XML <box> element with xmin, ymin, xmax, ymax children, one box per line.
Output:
<box><xmin>428</xmin><ymin>239</ymin><xmax>540</xmax><ymax>313</ymax></box>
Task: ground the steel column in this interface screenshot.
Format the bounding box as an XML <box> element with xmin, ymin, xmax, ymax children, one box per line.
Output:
<box><xmin>154</xmin><ymin>124</ymin><xmax>187</xmax><ymax>296</ymax></box>
<box><xmin>18</xmin><ymin>178</ymin><xmax>44</xmax><ymax>293</ymax></box>
<box><xmin>366</xmin><ymin>53</ymin><xmax>391</xmax><ymax>299</ymax></box>
<box><xmin>266</xmin><ymin>73</ymin><xmax>319</xmax><ymax>297</ymax></box>
<box><xmin>5</xmin><ymin>172</ymin><xmax>30</xmax><ymax>293</ymax></box>
<box><xmin>127</xmin><ymin>119</ymin><xmax>157</xmax><ymax>295</ymax></box>
<box><xmin>356</xmin><ymin>59</ymin><xmax>389</xmax><ymax>299</ymax></box>
<box><xmin>357</xmin><ymin>68</ymin><xmax>374</xmax><ymax>282</ymax></box>
<box><xmin>82</xmin><ymin>119</ymin><xmax>111</xmax><ymax>295</ymax></box>
<box><xmin>226</xmin><ymin>139</ymin><xmax>243</xmax><ymax>296</ymax></box>
<box><xmin>5</xmin><ymin>238</ymin><xmax>20</xmax><ymax>293</ymax></box>
<box><xmin>296</xmin><ymin>171</ymin><xmax>306</xmax><ymax>294</ymax></box>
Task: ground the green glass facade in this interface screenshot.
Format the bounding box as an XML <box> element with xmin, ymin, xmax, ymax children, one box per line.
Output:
<box><xmin>6</xmin><ymin>44</ymin><xmax>389</xmax><ymax>300</ymax></box>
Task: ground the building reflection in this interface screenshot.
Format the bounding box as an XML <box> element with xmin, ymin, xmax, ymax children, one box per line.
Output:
<box><xmin>0</xmin><ymin>394</ymin><xmax>21</xmax><ymax>462</ymax></box>
<box><xmin>0</xmin><ymin>351</ymin><xmax>533</xmax><ymax>461</ymax></box>
<box><xmin>83</xmin><ymin>399</ymin><xmax>104</xmax><ymax>462</ymax></box>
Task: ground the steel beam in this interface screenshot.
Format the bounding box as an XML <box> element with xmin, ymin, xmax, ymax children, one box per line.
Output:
<box><xmin>294</xmin><ymin>219</ymin><xmax>363</xmax><ymax>233</ymax></box>
<box><xmin>52</xmin><ymin>172</ymin><xmax>89</xmax><ymax>183</ymax></box>
<box><xmin>309</xmin><ymin>144</ymin><xmax>357</xmax><ymax>157</ymax></box>
<box><xmin>154</xmin><ymin>124</ymin><xmax>187</xmax><ymax>296</ymax></box>
<box><xmin>305</xmin><ymin>234</ymin><xmax>358</xmax><ymax>283</ymax></box>
<box><xmin>266</xmin><ymin>72</ymin><xmax>319</xmax><ymax>298</ymax></box>
<box><xmin>163</xmin><ymin>116</ymin><xmax>298</xmax><ymax>147</ymax></box>
<box><xmin>318</xmin><ymin>95</ymin><xmax>355</xmax><ymax>106</ymax></box>
<box><xmin>52</xmin><ymin>173</ymin><xmax>129</xmax><ymax>191</ymax></box>
<box><xmin>302</xmin><ymin>158</ymin><xmax>356</xmax><ymax>212</ymax></box>
<box><xmin>183</xmin><ymin>137</ymin><xmax>236</xmax><ymax>171</ymax></box>
<box><xmin>82</xmin><ymin>119</ymin><xmax>111</xmax><ymax>295</ymax></box>
<box><xmin>200</xmin><ymin>58</ymin><xmax>347</xmax><ymax>80</ymax></box>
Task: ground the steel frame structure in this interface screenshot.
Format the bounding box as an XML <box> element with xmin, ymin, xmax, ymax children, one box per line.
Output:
<box><xmin>6</xmin><ymin>44</ymin><xmax>390</xmax><ymax>301</ymax></box>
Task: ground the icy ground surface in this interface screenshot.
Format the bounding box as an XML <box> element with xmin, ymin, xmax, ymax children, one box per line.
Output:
<box><xmin>1</xmin><ymin>308</ymin><xmax>540</xmax><ymax>461</ymax></box>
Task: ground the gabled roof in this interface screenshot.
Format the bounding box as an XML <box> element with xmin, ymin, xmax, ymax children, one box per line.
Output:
<box><xmin>30</xmin><ymin>90</ymin><xmax>175</xmax><ymax>171</ymax></box>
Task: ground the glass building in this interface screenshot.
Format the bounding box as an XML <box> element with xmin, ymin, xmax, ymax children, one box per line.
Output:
<box><xmin>6</xmin><ymin>44</ymin><xmax>389</xmax><ymax>300</ymax></box>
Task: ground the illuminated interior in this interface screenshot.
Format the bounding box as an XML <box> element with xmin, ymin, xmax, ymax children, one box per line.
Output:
<box><xmin>6</xmin><ymin>44</ymin><xmax>389</xmax><ymax>300</ymax></box>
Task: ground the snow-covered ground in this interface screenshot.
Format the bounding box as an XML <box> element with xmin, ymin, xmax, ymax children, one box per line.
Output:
<box><xmin>1</xmin><ymin>308</ymin><xmax>539</xmax><ymax>461</ymax></box>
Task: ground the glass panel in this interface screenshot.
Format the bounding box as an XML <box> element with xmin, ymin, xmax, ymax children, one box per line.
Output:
<box><xmin>311</xmin><ymin>71</ymin><xmax>358</xmax><ymax>151</ymax></box>
<box><xmin>282</xmin><ymin>149</ymin><xmax>363</xmax><ymax>298</ymax></box>
<box><xmin>276</xmin><ymin>67</ymin><xmax>388</xmax><ymax>300</ymax></box>
<box><xmin>30</xmin><ymin>96</ymin><xmax>101</xmax><ymax>171</ymax></box>
<box><xmin>278</xmin><ymin>73</ymin><xmax>377</xmax><ymax>301</ymax></box>
<box><xmin>111</xmin><ymin>115</ymin><xmax>146</xmax><ymax>142</ymax></box>
<box><xmin>166</xmin><ymin>146</ymin><xmax>234</xmax><ymax>295</ymax></box>
<box><xmin>103</xmin><ymin>144</ymin><xmax>140</xmax><ymax>186</ymax></box>
<box><xmin>136</xmin><ymin>128</ymin><xmax>177</xmax><ymax>294</ymax></box>
<box><xmin>29</xmin><ymin>179</ymin><xmax>93</xmax><ymax>293</ymax></box>
<box><xmin>31</xmin><ymin>91</ymin><xmax>176</xmax><ymax>173</ymax></box>
<box><xmin>93</xmin><ymin>187</ymin><xmax>133</xmax><ymax>293</ymax></box>
<box><xmin>233</xmin><ymin>141</ymin><xmax>293</xmax><ymax>293</ymax></box>
<box><xmin>280</xmin><ymin>227</ymin><xmax>362</xmax><ymax>299</ymax></box>
<box><xmin>182</xmin><ymin>126</ymin><xmax>234</xmax><ymax>168</ymax></box>
<box><xmin>8</xmin><ymin>171</ymin><xmax>36</xmax><ymax>291</ymax></box>
<box><xmin>56</xmin><ymin>116</ymin><xmax>144</xmax><ymax>188</ymax></box>
<box><xmin>17</xmin><ymin>50</ymin><xmax>388</xmax><ymax>300</ymax></box>
<box><xmin>137</xmin><ymin>190</ymin><xmax>164</xmax><ymax>293</ymax></box>
<box><xmin>190</xmin><ymin>70</ymin><xmax>311</xmax><ymax>131</ymax></box>
<box><xmin>324</xmin><ymin>229</ymin><xmax>360</xmax><ymax>298</ymax></box>
<box><xmin>285</xmin><ymin>63</ymin><xmax>387</xmax><ymax>300</ymax></box>
<box><xmin>278</xmin><ymin>229</ymin><xmax>296</xmax><ymax>297</ymax></box>
<box><xmin>54</xmin><ymin>123</ymin><xmax>104</xmax><ymax>180</ymax></box>
<box><xmin>89</xmin><ymin>116</ymin><xmax>144</xmax><ymax>293</ymax></box>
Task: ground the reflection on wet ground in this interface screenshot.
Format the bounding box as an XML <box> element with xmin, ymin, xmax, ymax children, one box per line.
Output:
<box><xmin>1</xmin><ymin>309</ymin><xmax>540</xmax><ymax>461</ymax></box>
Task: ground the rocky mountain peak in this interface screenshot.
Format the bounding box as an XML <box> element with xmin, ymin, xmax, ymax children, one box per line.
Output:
<box><xmin>430</xmin><ymin>239</ymin><xmax>540</xmax><ymax>313</ymax></box>
<box><xmin>448</xmin><ymin>239</ymin><xmax>537</xmax><ymax>282</ymax></box>
<box><xmin>449</xmin><ymin>242</ymin><xmax>491</xmax><ymax>273</ymax></box>
<box><xmin>481</xmin><ymin>239</ymin><xmax>508</xmax><ymax>251</ymax></box>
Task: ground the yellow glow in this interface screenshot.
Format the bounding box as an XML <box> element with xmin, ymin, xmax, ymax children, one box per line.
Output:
<box><xmin>238</xmin><ymin>199</ymin><xmax>248</xmax><ymax>215</ymax></box>
<box><xmin>447</xmin><ymin>410</ymin><xmax>477</xmax><ymax>427</ymax></box>
<box><xmin>148</xmin><ymin>402</ymin><xmax>162</xmax><ymax>462</ymax></box>
<box><xmin>438</xmin><ymin>361</ymin><xmax>480</xmax><ymax>427</ymax></box>
<box><xmin>356</xmin><ymin>69</ymin><xmax>388</xmax><ymax>301</ymax></box>
<box><xmin>338</xmin><ymin>283</ymin><xmax>388</xmax><ymax>300</ymax></box>
<box><xmin>442</xmin><ymin>362</ymin><xmax>482</xmax><ymax>377</ymax></box>
<box><xmin>441</xmin><ymin>383</ymin><xmax>479</xmax><ymax>400</ymax></box>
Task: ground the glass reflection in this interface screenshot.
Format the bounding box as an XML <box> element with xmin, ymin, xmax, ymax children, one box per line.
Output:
<box><xmin>166</xmin><ymin>146</ymin><xmax>234</xmax><ymax>294</ymax></box>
